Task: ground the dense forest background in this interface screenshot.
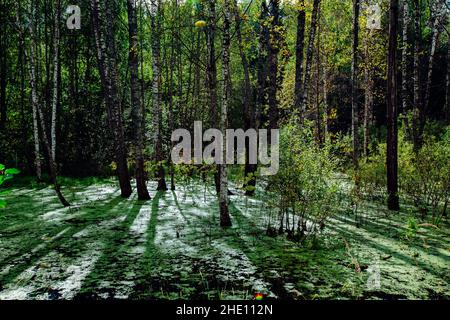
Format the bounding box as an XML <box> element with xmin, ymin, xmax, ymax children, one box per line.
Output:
<box><xmin>0</xmin><ymin>0</ymin><xmax>448</xmax><ymax>300</ymax></box>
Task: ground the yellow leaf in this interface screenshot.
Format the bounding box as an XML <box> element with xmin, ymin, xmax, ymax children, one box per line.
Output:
<box><xmin>195</xmin><ymin>20</ymin><xmax>207</xmax><ymax>28</ymax></box>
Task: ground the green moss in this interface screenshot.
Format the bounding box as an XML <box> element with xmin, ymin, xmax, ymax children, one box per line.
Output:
<box><xmin>0</xmin><ymin>178</ymin><xmax>448</xmax><ymax>300</ymax></box>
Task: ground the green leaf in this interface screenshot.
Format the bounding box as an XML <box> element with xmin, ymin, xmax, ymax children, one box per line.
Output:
<box><xmin>5</xmin><ymin>168</ymin><xmax>20</xmax><ymax>175</ymax></box>
<box><xmin>0</xmin><ymin>199</ymin><xmax>6</xmax><ymax>208</ymax></box>
<box><xmin>0</xmin><ymin>164</ymin><xmax>4</xmax><ymax>171</ymax></box>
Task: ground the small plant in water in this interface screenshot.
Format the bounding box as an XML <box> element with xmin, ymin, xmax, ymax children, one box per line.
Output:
<box><xmin>402</xmin><ymin>216</ymin><xmax>419</xmax><ymax>241</ymax></box>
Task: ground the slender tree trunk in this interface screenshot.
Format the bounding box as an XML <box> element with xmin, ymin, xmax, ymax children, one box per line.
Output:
<box><xmin>50</xmin><ymin>0</ymin><xmax>60</xmax><ymax>164</ymax></box>
<box><xmin>233</xmin><ymin>0</ymin><xmax>257</xmax><ymax>196</ymax></box>
<box><xmin>267</xmin><ymin>0</ymin><xmax>280</xmax><ymax>130</ymax></box>
<box><xmin>28</xmin><ymin>3</ymin><xmax>69</xmax><ymax>206</ymax></box>
<box><xmin>423</xmin><ymin>4</ymin><xmax>444</xmax><ymax>113</ymax></box>
<box><xmin>205</xmin><ymin>0</ymin><xmax>222</xmax><ymax>194</ymax></box>
<box><xmin>446</xmin><ymin>33</ymin><xmax>450</xmax><ymax>123</ymax></box>
<box><xmin>128</xmin><ymin>0</ymin><xmax>150</xmax><ymax>200</ymax></box>
<box><xmin>150</xmin><ymin>0</ymin><xmax>167</xmax><ymax>191</ymax></box>
<box><xmin>363</xmin><ymin>33</ymin><xmax>373</xmax><ymax>158</ymax></box>
<box><xmin>412</xmin><ymin>0</ymin><xmax>422</xmax><ymax>150</ymax></box>
<box><xmin>256</xmin><ymin>0</ymin><xmax>269</xmax><ymax>131</ymax></box>
<box><xmin>0</xmin><ymin>0</ymin><xmax>7</xmax><ymax>131</ymax></box>
<box><xmin>401</xmin><ymin>1</ymin><xmax>412</xmax><ymax>139</ymax></box>
<box><xmin>351</xmin><ymin>0</ymin><xmax>360</xmax><ymax>168</ymax></box>
<box><xmin>90</xmin><ymin>0</ymin><xmax>132</xmax><ymax>198</ymax></box>
<box><xmin>387</xmin><ymin>0</ymin><xmax>400</xmax><ymax>210</ymax></box>
<box><xmin>301</xmin><ymin>0</ymin><xmax>320</xmax><ymax>116</ymax></box>
<box><xmin>315</xmin><ymin>2</ymin><xmax>323</xmax><ymax>144</ymax></box>
<box><xmin>323</xmin><ymin>67</ymin><xmax>329</xmax><ymax>140</ymax></box>
<box><xmin>220</xmin><ymin>0</ymin><xmax>232</xmax><ymax>227</ymax></box>
<box><xmin>294</xmin><ymin>0</ymin><xmax>306</xmax><ymax>119</ymax></box>
<box><xmin>26</xmin><ymin>20</ymin><xmax>42</xmax><ymax>181</ymax></box>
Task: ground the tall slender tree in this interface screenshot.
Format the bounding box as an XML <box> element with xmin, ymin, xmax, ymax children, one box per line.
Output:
<box><xmin>294</xmin><ymin>0</ymin><xmax>306</xmax><ymax>119</ymax></box>
<box><xmin>387</xmin><ymin>0</ymin><xmax>400</xmax><ymax>210</ymax></box>
<box><xmin>150</xmin><ymin>0</ymin><xmax>167</xmax><ymax>191</ymax></box>
<box><xmin>401</xmin><ymin>0</ymin><xmax>412</xmax><ymax>139</ymax></box>
<box><xmin>301</xmin><ymin>0</ymin><xmax>320</xmax><ymax>117</ymax></box>
<box><xmin>233</xmin><ymin>0</ymin><xmax>257</xmax><ymax>196</ymax></box>
<box><xmin>26</xmin><ymin>1</ymin><xmax>70</xmax><ymax>206</ymax></box>
<box><xmin>412</xmin><ymin>0</ymin><xmax>422</xmax><ymax>149</ymax></box>
<box><xmin>351</xmin><ymin>0</ymin><xmax>360</xmax><ymax>168</ymax></box>
<box><xmin>128</xmin><ymin>0</ymin><xmax>150</xmax><ymax>200</ymax></box>
<box><xmin>219</xmin><ymin>0</ymin><xmax>232</xmax><ymax>227</ymax></box>
<box><xmin>90</xmin><ymin>0</ymin><xmax>132</xmax><ymax>198</ymax></box>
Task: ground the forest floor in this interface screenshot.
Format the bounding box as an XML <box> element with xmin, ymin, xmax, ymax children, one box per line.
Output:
<box><xmin>0</xmin><ymin>177</ymin><xmax>448</xmax><ymax>300</ymax></box>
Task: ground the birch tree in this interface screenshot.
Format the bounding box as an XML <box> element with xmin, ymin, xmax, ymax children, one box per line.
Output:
<box><xmin>219</xmin><ymin>0</ymin><xmax>232</xmax><ymax>227</ymax></box>
<box><xmin>90</xmin><ymin>0</ymin><xmax>133</xmax><ymax>197</ymax></box>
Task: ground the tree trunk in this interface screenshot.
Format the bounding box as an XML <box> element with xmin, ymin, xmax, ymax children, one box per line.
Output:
<box><xmin>90</xmin><ymin>0</ymin><xmax>132</xmax><ymax>198</ymax></box>
<box><xmin>26</xmin><ymin>15</ymin><xmax>42</xmax><ymax>182</ymax></box>
<box><xmin>363</xmin><ymin>33</ymin><xmax>373</xmax><ymax>158</ymax></box>
<box><xmin>412</xmin><ymin>0</ymin><xmax>422</xmax><ymax>150</ymax></box>
<box><xmin>315</xmin><ymin>2</ymin><xmax>323</xmax><ymax>144</ymax></box>
<box><xmin>301</xmin><ymin>0</ymin><xmax>321</xmax><ymax>116</ymax></box>
<box><xmin>351</xmin><ymin>0</ymin><xmax>360</xmax><ymax>168</ymax></box>
<box><xmin>323</xmin><ymin>67</ymin><xmax>329</xmax><ymax>140</ymax></box>
<box><xmin>50</xmin><ymin>0</ymin><xmax>60</xmax><ymax>164</ymax></box>
<box><xmin>0</xmin><ymin>0</ymin><xmax>7</xmax><ymax>131</ymax></box>
<box><xmin>294</xmin><ymin>0</ymin><xmax>306</xmax><ymax>119</ymax></box>
<box><xmin>150</xmin><ymin>0</ymin><xmax>167</xmax><ymax>191</ymax></box>
<box><xmin>128</xmin><ymin>0</ymin><xmax>150</xmax><ymax>200</ymax></box>
<box><xmin>220</xmin><ymin>0</ymin><xmax>232</xmax><ymax>227</ymax></box>
<box><xmin>267</xmin><ymin>0</ymin><xmax>280</xmax><ymax>131</ymax></box>
<box><xmin>387</xmin><ymin>0</ymin><xmax>400</xmax><ymax>211</ymax></box>
<box><xmin>233</xmin><ymin>0</ymin><xmax>257</xmax><ymax>196</ymax></box>
<box><xmin>257</xmin><ymin>0</ymin><xmax>269</xmax><ymax>127</ymax></box>
<box><xmin>28</xmin><ymin>3</ymin><xmax>70</xmax><ymax>207</ymax></box>
<box><xmin>401</xmin><ymin>1</ymin><xmax>412</xmax><ymax>139</ymax></box>
<box><xmin>446</xmin><ymin>33</ymin><xmax>450</xmax><ymax>123</ymax></box>
<box><xmin>423</xmin><ymin>2</ymin><xmax>445</xmax><ymax>113</ymax></box>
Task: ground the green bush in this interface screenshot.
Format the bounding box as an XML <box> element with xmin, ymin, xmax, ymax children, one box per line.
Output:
<box><xmin>358</xmin><ymin>126</ymin><xmax>449</xmax><ymax>221</ymax></box>
<box><xmin>265</xmin><ymin>122</ymin><xmax>339</xmax><ymax>241</ymax></box>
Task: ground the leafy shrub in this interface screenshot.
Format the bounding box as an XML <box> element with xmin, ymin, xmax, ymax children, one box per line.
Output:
<box><xmin>265</xmin><ymin>122</ymin><xmax>339</xmax><ymax>241</ymax></box>
<box><xmin>402</xmin><ymin>130</ymin><xmax>449</xmax><ymax>220</ymax></box>
<box><xmin>358</xmin><ymin>127</ymin><xmax>449</xmax><ymax>221</ymax></box>
<box><xmin>402</xmin><ymin>216</ymin><xmax>419</xmax><ymax>241</ymax></box>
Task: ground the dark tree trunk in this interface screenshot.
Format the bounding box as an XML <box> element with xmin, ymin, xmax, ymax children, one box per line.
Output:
<box><xmin>267</xmin><ymin>0</ymin><xmax>280</xmax><ymax>130</ymax></box>
<box><xmin>127</xmin><ymin>0</ymin><xmax>150</xmax><ymax>200</ymax></box>
<box><xmin>0</xmin><ymin>0</ymin><xmax>7</xmax><ymax>131</ymax></box>
<box><xmin>446</xmin><ymin>33</ymin><xmax>450</xmax><ymax>123</ymax></box>
<box><xmin>351</xmin><ymin>0</ymin><xmax>360</xmax><ymax>168</ymax></box>
<box><xmin>90</xmin><ymin>0</ymin><xmax>132</xmax><ymax>198</ymax></box>
<box><xmin>233</xmin><ymin>0</ymin><xmax>257</xmax><ymax>196</ymax></box>
<box><xmin>301</xmin><ymin>0</ymin><xmax>321</xmax><ymax>115</ymax></box>
<box><xmin>387</xmin><ymin>0</ymin><xmax>400</xmax><ymax>211</ymax></box>
<box><xmin>294</xmin><ymin>1</ymin><xmax>306</xmax><ymax>119</ymax></box>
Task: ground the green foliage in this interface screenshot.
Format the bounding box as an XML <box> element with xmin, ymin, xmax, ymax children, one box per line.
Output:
<box><xmin>265</xmin><ymin>121</ymin><xmax>339</xmax><ymax>240</ymax></box>
<box><xmin>0</xmin><ymin>164</ymin><xmax>20</xmax><ymax>208</ymax></box>
<box><xmin>402</xmin><ymin>216</ymin><xmax>419</xmax><ymax>241</ymax></box>
<box><xmin>358</xmin><ymin>127</ymin><xmax>450</xmax><ymax>221</ymax></box>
